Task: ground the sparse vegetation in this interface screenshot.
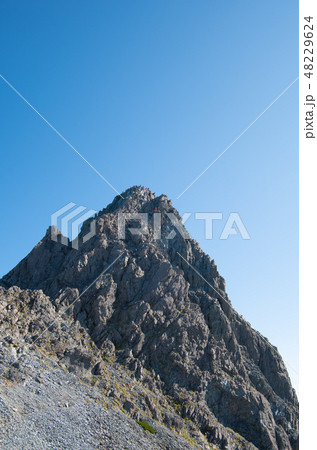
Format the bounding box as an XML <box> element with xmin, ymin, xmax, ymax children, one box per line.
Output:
<box><xmin>136</xmin><ymin>420</ymin><xmax>157</xmax><ymax>434</ymax></box>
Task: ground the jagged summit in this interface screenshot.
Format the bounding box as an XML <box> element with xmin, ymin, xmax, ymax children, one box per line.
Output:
<box><xmin>0</xmin><ymin>187</ymin><xmax>298</xmax><ymax>449</ymax></box>
<box><xmin>107</xmin><ymin>185</ymin><xmax>155</xmax><ymax>211</ymax></box>
<box><xmin>122</xmin><ymin>185</ymin><xmax>155</xmax><ymax>199</ymax></box>
<box><xmin>123</xmin><ymin>185</ymin><xmax>154</xmax><ymax>197</ymax></box>
<box><xmin>98</xmin><ymin>185</ymin><xmax>171</xmax><ymax>216</ymax></box>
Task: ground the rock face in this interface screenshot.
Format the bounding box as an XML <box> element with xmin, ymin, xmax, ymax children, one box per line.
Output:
<box><xmin>0</xmin><ymin>186</ymin><xmax>298</xmax><ymax>449</ymax></box>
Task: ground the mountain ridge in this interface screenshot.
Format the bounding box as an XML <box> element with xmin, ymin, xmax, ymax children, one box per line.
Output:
<box><xmin>0</xmin><ymin>186</ymin><xmax>298</xmax><ymax>449</ymax></box>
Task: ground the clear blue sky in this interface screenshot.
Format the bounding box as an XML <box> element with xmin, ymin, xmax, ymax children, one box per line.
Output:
<box><xmin>0</xmin><ymin>1</ymin><xmax>298</xmax><ymax>390</ymax></box>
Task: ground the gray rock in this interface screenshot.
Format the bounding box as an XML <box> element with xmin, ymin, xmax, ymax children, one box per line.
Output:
<box><xmin>0</xmin><ymin>186</ymin><xmax>298</xmax><ymax>449</ymax></box>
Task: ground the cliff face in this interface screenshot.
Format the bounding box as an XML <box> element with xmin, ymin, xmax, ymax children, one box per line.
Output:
<box><xmin>0</xmin><ymin>186</ymin><xmax>298</xmax><ymax>449</ymax></box>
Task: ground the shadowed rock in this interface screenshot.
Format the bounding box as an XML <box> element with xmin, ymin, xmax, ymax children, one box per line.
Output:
<box><xmin>0</xmin><ymin>186</ymin><xmax>298</xmax><ymax>449</ymax></box>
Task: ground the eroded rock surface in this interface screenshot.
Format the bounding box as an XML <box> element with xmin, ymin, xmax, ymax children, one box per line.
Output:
<box><xmin>0</xmin><ymin>186</ymin><xmax>298</xmax><ymax>449</ymax></box>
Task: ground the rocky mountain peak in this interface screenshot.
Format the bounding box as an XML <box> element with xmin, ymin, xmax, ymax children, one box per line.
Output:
<box><xmin>0</xmin><ymin>186</ymin><xmax>299</xmax><ymax>449</ymax></box>
<box><xmin>102</xmin><ymin>185</ymin><xmax>157</xmax><ymax>214</ymax></box>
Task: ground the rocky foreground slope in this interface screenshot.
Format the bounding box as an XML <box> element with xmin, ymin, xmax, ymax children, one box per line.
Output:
<box><xmin>0</xmin><ymin>186</ymin><xmax>298</xmax><ymax>449</ymax></box>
